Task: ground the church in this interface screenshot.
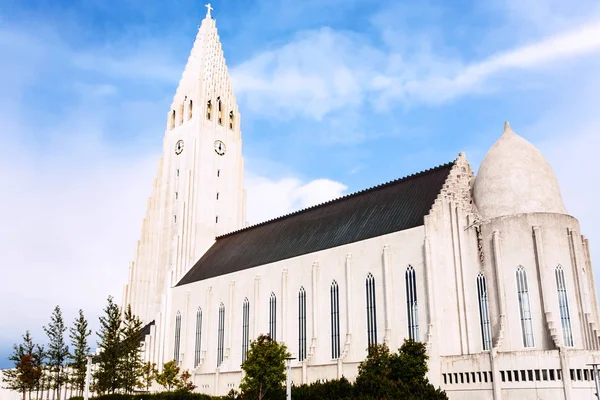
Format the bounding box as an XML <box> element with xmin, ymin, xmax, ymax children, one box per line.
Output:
<box><xmin>122</xmin><ymin>6</ymin><xmax>600</xmax><ymax>400</ymax></box>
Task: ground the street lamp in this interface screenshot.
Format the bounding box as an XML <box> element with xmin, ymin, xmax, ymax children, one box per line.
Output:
<box><xmin>84</xmin><ymin>354</ymin><xmax>93</xmax><ymax>400</ymax></box>
<box><xmin>587</xmin><ymin>363</ymin><xmax>600</xmax><ymax>398</ymax></box>
<box><xmin>285</xmin><ymin>357</ymin><xmax>296</xmax><ymax>400</ymax></box>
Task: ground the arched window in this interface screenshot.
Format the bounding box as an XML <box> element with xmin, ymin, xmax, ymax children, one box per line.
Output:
<box><xmin>242</xmin><ymin>298</ymin><xmax>250</xmax><ymax>362</ymax></box>
<box><xmin>477</xmin><ymin>273</ymin><xmax>492</xmax><ymax>351</ymax></box>
<box><xmin>516</xmin><ymin>266</ymin><xmax>535</xmax><ymax>347</ymax></box>
<box><xmin>188</xmin><ymin>100</ymin><xmax>193</xmax><ymax>120</ymax></box>
<box><xmin>330</xmin><ymin>280</ymin><xmax>340</xmax><ymax>359</ymax></box>
<box><xmin>217</xmin><ymin>97</ymin><xmax>222</xmax><ymax>125</ymax></box>
<box><xmin>269</xmin><ymin>292</ymin><xmax>277</xmax><ymax>341</ymax></box>
<box><xmin>555</xmin><ymin>266</ymin><xmax>574</xmax><ymax>347</ymax></box>
<box><xmin>174</xmin><ymin>312</ymin><xmax>182</xmax><ymax>365</ymax></box>
<box><xmin>406</xmin><ymin>266</ymin><xmax>419</xmax><ymax>341</ymax></box>
<box><xmin>206</xmin><ymin>100</ymin><xmax>212</xmax><ymax>120</ymax></box>
<box><xmin>366</xmin><ymin>273</ymin><xmax>377</xmax><ymax>347</ymax></box>
<box><xmin>229</xmin><ymin>110</ymin><xmax>234</xmax><ymax>130</ymax></box>
<box><xmin>194</xmin><ymin>308</ymin><xmax>202</xmax><ymax>367</ymax></box>
<box><xmin>298</xmin><ymin>287</ymin><xmax>307</xmax><ymax>361</ymax></box>
<box><xmin>217</xmin><ymin>303</ymin><xmax>225</xmax><ymax>366</ymax></box>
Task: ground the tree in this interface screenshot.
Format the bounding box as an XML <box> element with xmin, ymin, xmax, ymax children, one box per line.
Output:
<box><xmin>177</xmin><ymin>370</ymin><xmax>196</xmax><ymax>392</ymax></box>
<box><xmin>43</xmin><ymin>306</ymin><xmax>70</xmax><ymax>400</ymax></box>
<box><xmin>2</xmin><ymin>331</ymin><xmax>43</xmax><ymax>400</ymax></box>
<box><xmin>69</xmin><ymin>309</ymin><xmax>91</xmax><ymax>396</ymax></box>
<box><xmin>94</xmin><ymin>296</ymin><xmax>122</xmax><ymax>394</ymax></box>
<box><xmin>33</xmin><ymin>345</ymin><xmax>46</xmax><ymax>400</ymax></box>
<box><xmin>119</xmin><ymin>305</ymin><xmax>144</xmax><ymax>394</ymax></box>
<box><xmin>355</xmin><ymin>344</ymin><xmax>398</xmax><ymax>398</ymax></box>
<box><xmin>240</xmin><ymin>334</ymin><xmax>290</xmax><ymax>400</ymax></box>
<box><xmin>355</xmin><ymin>340</ymin><xmax>447</xmax><ymax>400</ymax></box>
<box><xmin>140</xmin><ymin>362</ymin><xmax>157</xmax><ymax>392</ymax></box>
<box><xmin>156</xmin><ymin>360</ymin><xmax>180</xmax><ymax>392</ymax></box>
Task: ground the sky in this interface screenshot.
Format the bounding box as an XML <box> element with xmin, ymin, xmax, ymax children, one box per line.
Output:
<box><xmin>1</xmin><ymin>0</ymin><xmax>599</xmax><ymax>368</ymax></box>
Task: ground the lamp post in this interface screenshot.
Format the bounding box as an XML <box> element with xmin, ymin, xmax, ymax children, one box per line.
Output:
<box><xmin>84</xmin><ymin>354</ymin><xmax>93</xmax><ymax>400</ymax></box>
<box><xmin>285</xmin><ymin>357</ymin><xmax>296</xmax><ymax>400</ymax></box>
<box><xmin>587</xmin><ymin>363</ymin><xmax>600</xmax><ymax>398</ymax></box>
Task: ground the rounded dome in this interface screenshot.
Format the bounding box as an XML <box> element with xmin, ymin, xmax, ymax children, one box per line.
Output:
<box><xmin>473</xmin><ymin>122</ymin><xmax>567</xmax><ymax>220</ymax></box>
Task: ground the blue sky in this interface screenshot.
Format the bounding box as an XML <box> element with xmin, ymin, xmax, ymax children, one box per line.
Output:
<box><xmin>1</xmin><ymin>0</ymin><xmax>600</xmax><ymax>368</ymax></box>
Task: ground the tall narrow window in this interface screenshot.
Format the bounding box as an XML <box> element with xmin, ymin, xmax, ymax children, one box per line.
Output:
<box><xmin>330</xmin><ymin>281</ymin><xmax>340</xmax><ymax>359</ymax></box>
<box><xmin>242</xmin><ymin>298</ymin><xmax>250</xmax><ymax>363</ymax></box>
<box><xmin>555</xmin><ymin>265</ymin><xmax>574</xmax><ymax>347</ymax></box>
<box><xmin>406</xmin><ymin>266</ymin><xmax>419</xmax><ymax>341</ymax></box>
<box><xmin>366</xmin><ymin>273</ymin><xmax>377</xmax><ymax>347</ymax></box>
<box><xmin>217</xmin><ymin>97</ymin><xmax>222</xmax><ymax>125</ymax></box>
<box><xmin>269</xmin><ymin>292</ymin><xmax>277</xmax><ymax>341</ymax></box>
<box><xmin>516</xmin><ymin>266</ymin><xmax>535</xmax><ymax>347</ymax></box>
<box><xmin>178</xmin><ymin>103</ymin><xmax>184</xmax><ymax>125</ymax></box>
<box><xmin>477</xmin><ymin>273</ymin><xmax>492</xmax><ymax>351</ymax></box>
<box><xmin>188</xmin><ymin>100</ymin><xmax>193</xmax><ymax>120</ymax></box>
<box><xmin>174</xmin><ymin>312</ymin><xmax>182</xmax><ymax>365</ymax></box>
<box><xmin>298</xmin><ymin>287</ymin><xmax>307</xmax><ymax>362</ymax></box>
<box><xmin>229</xmin><ymin>111</ymin><xmax>234</xmax><ymax>129</ymax></box>
<box><xmin>170</xmin><ymin>110</ymin><xmax>175</xmax><ymax>130</ymax></box>
<box><xmin>194</xmin><ymin>308</ymin><xmax>202</xmax><ymax>367</ymax></box>
<box><xmin>206</xmin><ymin>100</ymin><xmax>212</xmax><ymax>120</ymax></box>
<box><xmin>217</xmin><ymin>303</ymin><xmax>225</xmax><ymax>366</ymax></box>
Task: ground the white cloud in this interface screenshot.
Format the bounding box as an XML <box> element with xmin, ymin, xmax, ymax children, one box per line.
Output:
<box><xmin>245</xmin><ymin>173</ymin><xmax>348</xmax><ymax>224</ymax></box>
<box><xmin>232</xmin><ymin>18</ymin><xmax>600</xmax><ymax>118</ymax></box>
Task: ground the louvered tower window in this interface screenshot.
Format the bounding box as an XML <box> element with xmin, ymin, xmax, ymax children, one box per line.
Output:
<box><xmin>194</xmin><ymin>308</ymin><xmax>202</xmax><ymax>367</ymax></box>
<box><xmin>217</xmin><ymin>97</ymin><xmax>222</xmax><ymax>125</ymax></box>
<box><xmin>516</xmin><ymin>266</ymin><xmax>535</xmax><ymax>347</ymax></box>
<box><xmin>206</xmin><ymin>100</ymin><xmax>212</xmax><ymax>120</ymax></box>
<box><xmin>269</xmin><ymin>292</ymin><xmax>277</xmax><ymax>341</ymax></box>
<box><xmin>366</xmin><ymin>273</ymin><xmax>377</xmax><ymax>347</ymax></box>
<box><xmin>242</xmin><ymin>298</ymin><xmax>250</xmax><ymax>362</ymax></box>
<box><xmin>298</xmin><ymin>287</ymin><xmax>307</xmax><ymax>361</ymax></box>
<box><xmin>477</xmin><ymin>273</ymin><xmax>492</xmax><ymax>351</ymax></box>
<box><xmin>330</xmin><ymin>281</ymin><xmax>340</xmax><ymax>359</ymax></box>
<box><xmin>217</xmin><ymin>303</ymin><xmax>225</xmax><ymax>366</ymax></box>
<box><xmin>555</xmin><ymin>265</ymin><xmax>574</xmax><ymax>347</ymax></box>
<box><xmin>174</xmin><ymin>312</ymin><xmax>182</xmax><ymax>365</ymax></box>
<box><xmin>406</xmin><ymin>266</ymin><xmax>419</xmax><ymax>341</ymax></box>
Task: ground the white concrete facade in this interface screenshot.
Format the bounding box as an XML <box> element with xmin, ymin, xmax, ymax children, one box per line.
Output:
<box><xmin>123</xmin><ymin>10</ymin><xmax>600</xmax><ymax>400</ymax></box>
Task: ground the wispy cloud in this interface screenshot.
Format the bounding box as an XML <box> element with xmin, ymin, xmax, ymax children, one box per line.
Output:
<box><xmin>232</xmin><ymin>18</ymin><xmax>600</xmax><ymax>118</ymax></box>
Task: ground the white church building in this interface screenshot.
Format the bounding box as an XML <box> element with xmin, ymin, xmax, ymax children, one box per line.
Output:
<box><xmin>122</xmin><ymin>7</ymin><xmax>600</xmax><ymax>400</ymax></box>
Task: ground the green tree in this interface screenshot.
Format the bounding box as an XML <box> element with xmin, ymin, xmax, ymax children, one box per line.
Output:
<box><xmin>240</xmin><ymin>334</ymin><xmax>290</xmax><ymax>400</ymax></box>
<box><xmin>119</xmin><ymin>305</ymin><xmax>144</xmax><ymax>394</ymax></box>
<box><xmin>33</xmin><ymin>344</ymin><xmax>46</xmax><ymax>400</ymax></box>
<box><xmin>355</xmin><ymin>344</ymin><xmax>398</xmax><ymax>398</ymax></box>
<box><xmin>355</xmin><ymin>340</ymin><xmax>447</xmax><ymax>400</ymax></box>
<box><xmin>69</xmin><ymin>309</ymin><xmax>91</xmax><ymax>396</ymax></box>
<box><xmin>94</xmin><ymin>296</ymin><xmax>122</xmax><ymax>394</ymax></box>
<box><xmin>156</xmin><ymin>360</ymin><xmax>180</xmax><ymax>392</ymax></box>
<box><xmin>140</xmin><ymin>362</ymin><xmax>157</xmax><ymax>392</ymax></box>
<box><xmin>43</xmin><ymin>306</ymin><xmax>70</xmax><ymax>400</ymax></box>
<box><xmin>2</xmin><ymin>331</ymin><xmax>43</xmax><ymax>400</ymax></box>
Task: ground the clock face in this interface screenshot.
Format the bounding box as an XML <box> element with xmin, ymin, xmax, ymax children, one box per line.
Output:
<box><xmin>214</xmin><ymin>140</ymin><xmax>226</xmax><ymax>156</ymax></box>
<box><xmin>175</xmin><ymin>140</ymin><xmax>184</xmax><ymax>155</ymax></box>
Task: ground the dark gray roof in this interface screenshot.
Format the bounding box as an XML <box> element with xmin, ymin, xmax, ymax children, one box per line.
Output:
<box><xmin>177</xmin><ymin>161</ymin><xmax>454</xmax><ymax>286</ymax></box>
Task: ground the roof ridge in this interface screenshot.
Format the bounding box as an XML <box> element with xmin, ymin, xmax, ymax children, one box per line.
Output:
<box><xmin>216</xmin><ymin>160</ymin><xmax>456</xmax><ymax>240</ymax></box>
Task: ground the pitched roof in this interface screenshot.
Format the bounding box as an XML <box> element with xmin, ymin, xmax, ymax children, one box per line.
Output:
<box><xmin>177</xmin><ymin>161</ymin><xmax>454</xmax><ymax>286</ymax></box>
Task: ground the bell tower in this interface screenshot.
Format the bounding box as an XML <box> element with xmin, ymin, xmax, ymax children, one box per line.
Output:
<box><xmin>123</xmin><ymin>5</ymin><xmax>246</xmax><ymax>323</ymax></box>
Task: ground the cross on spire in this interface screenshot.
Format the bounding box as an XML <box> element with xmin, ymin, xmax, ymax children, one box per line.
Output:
<box><xmin>205</xmin><ymin>3</ymin><xmax>213</xmax><ymax>18</ymax></box>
